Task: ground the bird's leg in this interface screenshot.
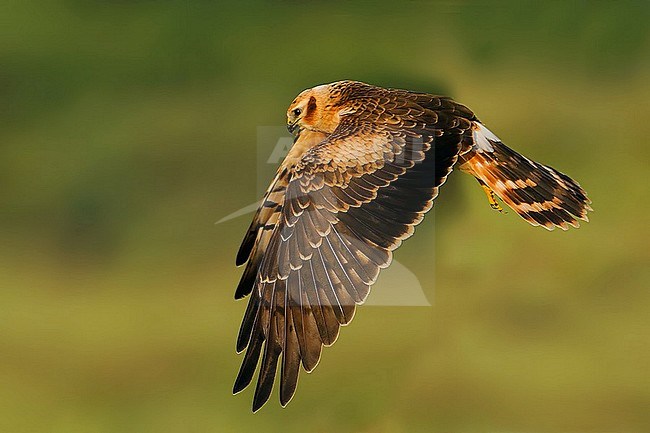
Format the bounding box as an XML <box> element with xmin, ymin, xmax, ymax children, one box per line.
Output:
<box><xmin>476</xmin><ymin>179</ymin><xmax>506</xmax><ymax>213</ymax></box>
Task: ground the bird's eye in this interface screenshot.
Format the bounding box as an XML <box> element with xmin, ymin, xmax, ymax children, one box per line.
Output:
<box><xmin>292</xmin><ymin>108</ymin><xmax>302</xmax><ymax>116</ymax></box>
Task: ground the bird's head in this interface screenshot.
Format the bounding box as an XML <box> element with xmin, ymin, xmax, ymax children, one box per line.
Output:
<box><xmin>287</xmin><ymin>82</ymin><xmax>354</xmax><ymax>135</ymax></box>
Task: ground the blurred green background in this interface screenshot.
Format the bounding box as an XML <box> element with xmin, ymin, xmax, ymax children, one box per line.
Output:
<box><xmin>1</xmin><ymin>1</ymin><xmax>649</xmax><ymax>432</ymax></box>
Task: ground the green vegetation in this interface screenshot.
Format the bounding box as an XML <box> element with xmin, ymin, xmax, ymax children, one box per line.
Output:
<box><xmin>1</xmin><ymin>1</ymin><xmax>648</xmax><ymax>432</ymax></box>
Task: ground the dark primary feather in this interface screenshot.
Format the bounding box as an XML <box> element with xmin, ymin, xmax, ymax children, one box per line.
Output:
<box><xmin>233</xmin><ymin>82</ymin><xmax>476</xmax><ymax>411</ymax></box>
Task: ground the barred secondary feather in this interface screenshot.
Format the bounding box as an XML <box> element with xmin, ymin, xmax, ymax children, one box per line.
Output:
<box><xmin>232</xmin><ymin>80</ymin><xmax>591</xmax><ymax>411</ymax></box>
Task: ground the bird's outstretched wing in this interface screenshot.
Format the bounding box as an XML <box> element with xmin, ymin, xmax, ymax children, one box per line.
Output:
<box><xmin>234</xmin><ymin>93</ymin><xmax>475</xmax><ymax>411</ymax></box>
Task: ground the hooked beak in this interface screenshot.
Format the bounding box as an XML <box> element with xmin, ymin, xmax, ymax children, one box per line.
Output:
<box><xmin>287</xmin><ymin>121</ymin><xmax>297</xmax><ymax>134</ymax></box>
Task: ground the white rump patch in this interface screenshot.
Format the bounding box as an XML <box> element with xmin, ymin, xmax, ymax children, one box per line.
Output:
<box><xmin>473</xmin><ymin>122</ymin><xmax>501</xmax><ymax>153</ymax></box>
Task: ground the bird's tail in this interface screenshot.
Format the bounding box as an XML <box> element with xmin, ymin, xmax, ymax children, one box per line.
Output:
<box><xmin>459</xmin><ymin>139</ymin><xmax>592</xmax><ymax>230</ymax></box>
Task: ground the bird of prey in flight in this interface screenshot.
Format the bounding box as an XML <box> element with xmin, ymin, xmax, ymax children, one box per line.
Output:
<box><xmin>232</xmin><ymin>80</ymin><xmax>591</xmax><ymax>411</ymax></box>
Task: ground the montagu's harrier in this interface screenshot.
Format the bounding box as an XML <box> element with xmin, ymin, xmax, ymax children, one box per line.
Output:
<box><xmin>232</xmin><ymin>80</ymin><xmax>591</xmax><ymax>411</ymax></box>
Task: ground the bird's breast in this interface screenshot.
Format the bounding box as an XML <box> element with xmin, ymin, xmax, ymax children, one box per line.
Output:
<box><xmin>283</xmin><ymin>129</ymin><xmax>328</xmax><ymax>167</ymax></box>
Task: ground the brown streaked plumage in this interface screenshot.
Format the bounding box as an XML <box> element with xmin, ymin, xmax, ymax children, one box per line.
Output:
<box><xmin>233</xmin><ymin>80</ymin><xmax>591</xmax><ymax>411</ymax></box>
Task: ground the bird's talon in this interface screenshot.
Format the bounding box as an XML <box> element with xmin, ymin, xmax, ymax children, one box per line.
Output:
<box><xmin>480</xmin><ymin>183</ymin><xmax>506</xmax><ymax>214</ymax></box>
